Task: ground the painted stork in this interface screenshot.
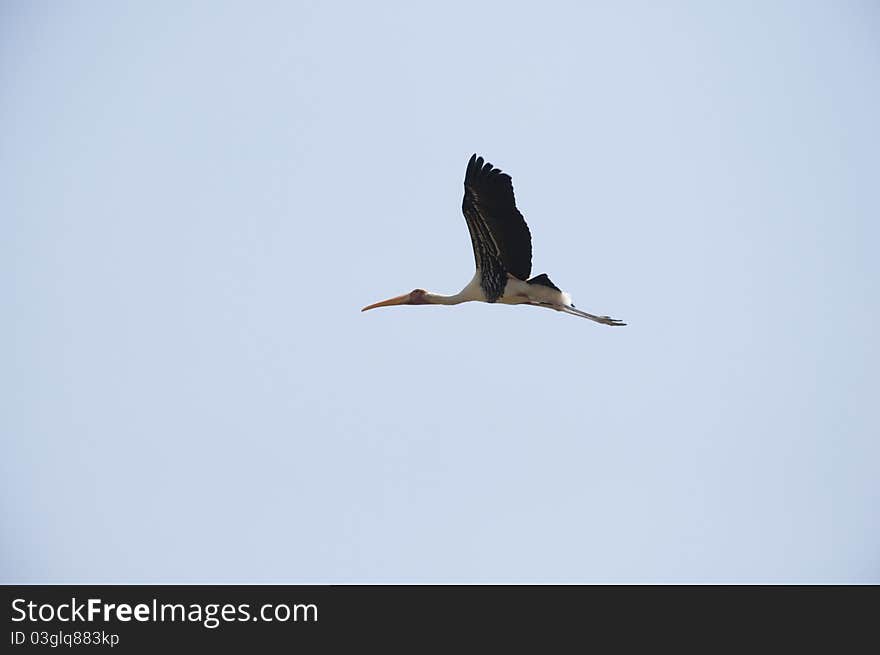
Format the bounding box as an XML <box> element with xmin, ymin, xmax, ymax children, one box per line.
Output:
<box><xmin>362</xmin><ymin>154</ymin><xmax>626</xmax><ymax>326</ymax></box>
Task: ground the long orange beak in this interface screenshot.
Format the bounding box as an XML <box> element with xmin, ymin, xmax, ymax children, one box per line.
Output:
<box><xmin>361</xmin><ymin>293</ymin><xmax>411</xmax><ymax>312</ymax></box>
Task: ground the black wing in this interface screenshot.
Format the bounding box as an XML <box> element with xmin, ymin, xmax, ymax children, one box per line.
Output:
<box><xmin>462</xmin><ymin>155</ymin><xmax>533</xmax><ymax>299</ymax></box>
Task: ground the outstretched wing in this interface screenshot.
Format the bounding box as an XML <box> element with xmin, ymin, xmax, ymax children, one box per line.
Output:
<box><xmin>462</xmin><ymin>155</ymin><xmax>533</xmax><ymax>292</ymax></box>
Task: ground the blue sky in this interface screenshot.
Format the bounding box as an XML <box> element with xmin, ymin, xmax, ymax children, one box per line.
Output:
<box><xmin>2</xmin><ymin>1</ymin><xmax>878</xmax><ymax>582</ymax></box>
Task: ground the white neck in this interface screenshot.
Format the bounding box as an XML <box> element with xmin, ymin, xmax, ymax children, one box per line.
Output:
<box><xmin>425</xmin><ymin>291</ymin><xmax>469</xmax><ymax>306</ymax></box>
<box><xmin>424</xmin><ymin>272</ymin><xmax>484</xmax><ymax>306</ymax></box>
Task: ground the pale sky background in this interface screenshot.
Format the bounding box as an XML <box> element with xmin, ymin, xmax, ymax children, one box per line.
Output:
<box><xmin>2</xmin><ymin>1</ymin><xmax>878</xmax><ymax>583</ymax></box>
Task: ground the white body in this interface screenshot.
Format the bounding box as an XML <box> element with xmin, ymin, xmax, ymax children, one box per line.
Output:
<box><xmin>430</xmin><ymin>270</ymin><xmax>622</xmax><ymax>325</ymax></box>
<box><xmin>450</xmin><ymin>270</ymin><xmax>572</xmax><ymax>306</ymax></box>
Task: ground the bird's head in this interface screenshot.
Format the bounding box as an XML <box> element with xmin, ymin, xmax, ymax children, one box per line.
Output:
<box><xmin>362</xmin><ymin>288</ymin><xmax>430</xmax><ymax>311</ymax></box>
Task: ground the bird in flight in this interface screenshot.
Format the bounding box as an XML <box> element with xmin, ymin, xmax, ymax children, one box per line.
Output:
<box><xmin>362</xmin><ymin>154</ymin><xmax>625</xmax><ymax>326</ymax></box>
